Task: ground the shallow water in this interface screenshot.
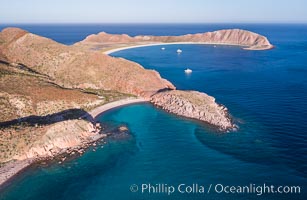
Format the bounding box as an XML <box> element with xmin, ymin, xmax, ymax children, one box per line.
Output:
<box><xmin>0</xmin><ymin>24</ymin><xmax>306</xmax><ymax>199</ymax></box>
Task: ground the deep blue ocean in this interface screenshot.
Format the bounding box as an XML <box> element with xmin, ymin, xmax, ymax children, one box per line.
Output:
<box><xmin>0</xmin><ymin>24</ymin><xmax>306</xmax><ymax>200</ymax></box>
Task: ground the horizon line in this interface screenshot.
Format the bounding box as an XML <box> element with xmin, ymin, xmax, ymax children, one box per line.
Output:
<box><xmin>1</xmin><ymin>22</ymin><xmax>307</xmax><ymax>25</ymax></box>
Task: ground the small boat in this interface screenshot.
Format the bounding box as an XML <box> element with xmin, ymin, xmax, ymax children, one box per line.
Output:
<box><xmin>184</xmin><ymin>68</ymin><xmax>192</xmax><ymax>73</ymax></box>
<box><xmin>177</xmin><ymin>49</ymin><xmax>182</xmax><ymax>53</ymax></box>
<box><xmin>161</xmin><ymin>47</ymin><xmax>165</xmax><ymax>50</ymax></box>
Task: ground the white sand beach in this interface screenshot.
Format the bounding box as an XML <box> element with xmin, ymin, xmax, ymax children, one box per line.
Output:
<box><xmin>103</xmin><ymin>42</ymin><xmax>253</xmax><ymax>55</ymax></box>
<box><xmin>102</xmin><ymin>42</ymin><xmax>206</xmax><ymax>55</ymax></box>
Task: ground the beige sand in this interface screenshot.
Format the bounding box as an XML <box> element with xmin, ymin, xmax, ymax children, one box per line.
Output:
<box><xmin>89</xmin><ymin>97</ymin><xmax>148</xmax><ymax>118</ymax></box>
<box><xmin>103</xmin><ymin>42</ymin><xmax>251</xmax><ymax>55</ymax></box>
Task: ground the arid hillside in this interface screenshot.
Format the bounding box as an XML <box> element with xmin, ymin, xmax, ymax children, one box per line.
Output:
<box><xmin>0</xmin><ymin>61</ymin><xmax>125</xmax><ymax>122</ymax></box>
<box><xmin>0</xmin><ymin>61</ymin><xmax>112</xmax><ymax>163</ymax></box>
<box><xmin>0</xmin><ymin>28</ymin><xmax>174</xmax><ymax>97</ymax></box>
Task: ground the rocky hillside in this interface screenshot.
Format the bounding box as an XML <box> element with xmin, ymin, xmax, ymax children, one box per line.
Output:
<box><xmin>0</xmin><ymin>28</ymin><xmax>174</xmax><ymax>96</ymax></box>
<box><xmin>77</xmin><ymin>29</ymin><xmax>273</xmax><ymax>50</ymax></box>
<box><xmin>151</xmin><ymin>90</ymin><xmax>234</xmax><ymax>130</ymax></box>
<box><xmin>0</xmin><ymin>62</ymin><xmax>101</xmax><ymax>122</ymax></box>
<box><xmin>0</xmin><ymin>119</ymin><xmax>102</xmax><ymax>163</ymax></box>
<box><xmin>0</xmin><ymin>60</ymin><xmax>130</xmax><ymax>163</ymax></box>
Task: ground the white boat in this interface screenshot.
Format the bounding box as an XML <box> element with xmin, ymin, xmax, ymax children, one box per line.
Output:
<box><xmin>177</xmin><ymin>49</ymin><xmax>182</xmax><ymax>53</ymax></box>
<box><xmin>161</xmin><ymin>47</ymin><xmax>165</xmax><ymax>50</ymax></box>
<box><xmin>184</xmin><ymin>68</ymin><xmax>192</xmax><ymax>73</ymax></box>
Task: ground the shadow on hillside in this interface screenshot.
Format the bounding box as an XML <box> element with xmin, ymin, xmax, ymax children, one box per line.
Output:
<box><xmin>0</xmin><ymin>60</ymin><xmax>9</xmax><ymax>65</ymax></box>
<box><xmin>0</xmin><ymin>109</ymin><xmax>94</xmax><ymax>129</ymax></box>
<box><xmin>0</xmin><ymin>59</ymin><xmax>50</xmax><ymax>78</ymax></box>
<box><xmin>150</xmin><ymin>88</ymin><xmax>174</xmax><ymax>97</ymax></box>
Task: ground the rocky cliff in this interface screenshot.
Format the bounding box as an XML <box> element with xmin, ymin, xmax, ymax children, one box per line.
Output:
<box><xmin>0</xmin><ymin>120</ymin><xmax>102</xmax><ymax>163</ymax></box>
<box><xmin>151</xmin><ymin>90</ymin><xmax>234</xmax><ymax>130</ymax></box>
<box><xmin>77</xmin><ymin>29</ymin><xmax>273</xmax><ymax>50</ymax></box>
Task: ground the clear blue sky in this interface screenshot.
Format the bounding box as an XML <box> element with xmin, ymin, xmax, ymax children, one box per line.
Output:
<box><xmin>1</xmin><ymin>0</ymin><xmax>307</xmax><ymax>23</ymax></box>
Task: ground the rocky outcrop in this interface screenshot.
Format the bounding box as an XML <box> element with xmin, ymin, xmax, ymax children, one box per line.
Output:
<box><xmin>0</xmin><ymin>28</ymin><xmax>175</xmax><ymax>96</ymax></box>
<box><xmin>12</xmin><ymin>120</ymin><xmax>103</xmax><ymax>161</ymax></box>
<box><xmin>151</xmin><ymin>90</ymin><xmax>234</xmax><ymax>130</ymax></box>
<box><xmin>77</xmin><ymin>29</ymin><xmax>273</xmax><ymax>50</ymax></box>
<box><xmin>0</xmin><ymin>119</ymin><xmax>103</xmax><ymax>163</ymax></box>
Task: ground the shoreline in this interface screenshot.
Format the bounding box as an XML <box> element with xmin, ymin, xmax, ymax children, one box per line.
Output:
<box><xmin>103</xmin><ymin>42</ymin><xmax>272</xmax><ymax>55</ymax></box>
<box><xmin>103</xmin><ymin>42</ymin><xmax>244</xmax><ymax>55</ymax></box>
<box><xmin>0</xmin><ymin>159</ymin><xmax>34</xmax><ymax>189</ymax></box>
<box><xmin>0</xmin><ymin>97</ymin><xmax>148</xmax><ymax>189</ymax></box>
<box><xmin>88</xmin><ymin>97</ymin><xmax>148</xmax><ymax>119</ymax></box>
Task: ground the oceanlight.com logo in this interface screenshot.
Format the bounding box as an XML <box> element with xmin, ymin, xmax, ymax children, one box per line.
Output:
<box><xmin>129</xmin><ymin>183</ymin><xmax>301</xmax><ymax>196</ymax></box>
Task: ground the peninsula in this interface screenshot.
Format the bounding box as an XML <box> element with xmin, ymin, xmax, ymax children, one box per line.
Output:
<box><xmin>0</xmin><ymin>27</ymin><xmax>272</xmax><ymax>187</ymax></box>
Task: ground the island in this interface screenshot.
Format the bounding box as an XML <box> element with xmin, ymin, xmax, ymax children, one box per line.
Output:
<box><xmin>0</xmin><ymin>27</ymin><xmax>272</xmax><ymax>187</ymax></box>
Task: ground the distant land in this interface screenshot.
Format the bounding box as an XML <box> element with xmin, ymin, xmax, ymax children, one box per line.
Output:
<box><xmin>76</xmin><ymin>28</ymin><xmax>273</xmax><ymax>51</ymax></box>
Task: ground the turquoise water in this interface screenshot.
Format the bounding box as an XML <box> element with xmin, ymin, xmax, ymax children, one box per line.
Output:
<box><xmin>0</xmin><ymin>24</ymin><xmax>306</xmax><ymax>199</ymax></box>
<box><xmin>2</xmin><ymin>103</ymin><xmax>305</xmax><ymax>199</ymax></box>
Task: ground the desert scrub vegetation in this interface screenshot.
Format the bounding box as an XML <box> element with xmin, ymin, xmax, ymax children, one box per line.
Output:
<box><xmin>1</xmin><ymin>62</ymin><xmax>132</xmax><ymax>123</ymax></box>
<box><xmin>0</xmin><ymin>68</ymin><xmax>17</xmax><ymax>77</ymax></box>
<box><xmin>0</xmin><ymin>124</ymin><xmax>45</xmax><ymax>163</ymax></box>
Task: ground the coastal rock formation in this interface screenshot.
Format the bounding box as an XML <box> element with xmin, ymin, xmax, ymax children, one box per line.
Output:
<box><xmin>77</xmin><ymin>29</ymin><xmax>273</xmax><ymax>50</ymax></box>
<box><xmin>0</xmin><ymin>119</ymin><xmax>102</xmax><ymax>163</ymax></box>
<box><xmin>0</xmin><ymin>28</ymin><xmax>175</xmax><ymax>96</ymax></box>
<box><xmin>151</xmin><ymin>90</ymin><xmax>234</xmax><ymax>130</ymax></box>
<box><xmin>12</xmin><ymin>120</ymin><xmax>103</xmax><ymax>161</ymax></box>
